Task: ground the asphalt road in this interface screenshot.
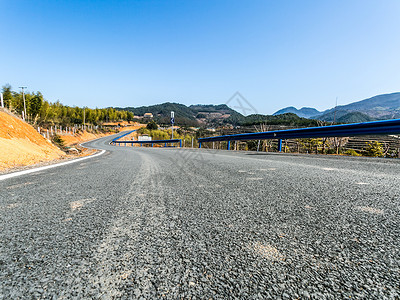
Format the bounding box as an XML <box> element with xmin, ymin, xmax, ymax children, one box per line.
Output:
<box><xmin>1</xmin><ymin>134</ymin><xmax>399</xmax><ymax>299</ymax></box>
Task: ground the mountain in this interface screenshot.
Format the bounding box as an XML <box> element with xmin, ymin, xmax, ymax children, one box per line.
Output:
<box><xmin>116</xmin><ymin>102</ymin><xmax>242</xmax><ymax>127</ymax></box>
<box><xmin>321</xmin><ymin>92</ymin><xmax>400</xmax><ymax>119</ymax></box>
<box><xmin>116</xmin><ymin>102</ymin><xmax>313</xmax><ymax>127</ymax></box>
<box><xmin>117</xmin><ymin>102</ymin><xmax>198</xmax><ymax>126</ymax></box>
<box><xmin>273</xmin><ymin>107</ymin><xmax>321</xmax><ymax>118</ymax></box>
<box><xmin>273</xmin><ymin>92</ymin><xmax>400</xmax><ymax>123</ymax></box>
<box><xmin>316</xmin><ymin>111</ymin><xmax>374</xmax><ymax>123</ymax></box>
<box><xmin>337</xmin><ymin>112</ymin><xmax>374</xmax><ymax>123</ymax></box>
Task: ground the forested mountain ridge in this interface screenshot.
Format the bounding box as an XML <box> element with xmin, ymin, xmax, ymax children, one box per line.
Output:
<box><xmin>117</xmin><ymin>102</ymin><xmax>318</xmax><ymax>127</ymax></box>
<box><xmin>273</xmin><ymin>92</ymin><xmax>400</xmax><ymax>122</ymax></box>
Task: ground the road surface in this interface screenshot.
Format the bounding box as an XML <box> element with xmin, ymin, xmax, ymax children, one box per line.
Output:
<box><xmin>1</xmin><ymin>134</ymin><xmax>399</xmax><ymax>299</ymax></box>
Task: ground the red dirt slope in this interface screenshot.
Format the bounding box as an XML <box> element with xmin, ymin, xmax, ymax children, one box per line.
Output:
<box><xmin>0</xmin><ymin>110</ymin><xmax>65</xmax><ymax>171</ymax></box>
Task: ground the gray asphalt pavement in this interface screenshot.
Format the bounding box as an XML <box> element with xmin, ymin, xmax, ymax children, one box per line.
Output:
<box><xmin>1</xmin><ymin>134</ymin><xmax>399</xmax><ymax>299</ymax></box>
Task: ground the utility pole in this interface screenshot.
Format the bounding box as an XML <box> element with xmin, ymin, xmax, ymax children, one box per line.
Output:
<box><xmin>19</xmin><ymin>87</ymin><xmax>27</xmax><ymax>120</ymax></box>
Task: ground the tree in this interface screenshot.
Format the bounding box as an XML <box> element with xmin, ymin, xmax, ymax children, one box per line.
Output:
<box><xmin>146</xmin><ymin>121</ymin><xmax>158</xmax><ymax>130</ymax></box>
<box><xmin>29</xmin><ymin>92</ymin><xmax>43</xmax><ymax>121</ymax></box>
<box><xmin>1</xmin><ymin>84</ymin><xmax>13</xmax><ymax>108</ymax></box>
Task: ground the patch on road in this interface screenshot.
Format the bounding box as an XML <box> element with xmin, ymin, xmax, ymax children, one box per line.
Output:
<box><xmin>0</xmin><ymin>202</ymin><xmax>21</xmax><ymax>210</ymax></box>
<box><xmin>70</xmin><ymin>198</ymin><xmax>95</xmax><ymax>212</ymax></box>
<box><xmin>250</xmin><ymin>242</ymin><xmax>285</xmax><ymax>261</ymax></box>
<box><xmin>6</xmin><ymin>181</ymin><xmax>35</xmax><ymax>189</ymax></box>
<box><xmin>356</xmin><ymin>206</ymin><xmax>384</xmax><ymax>215</ymax></box>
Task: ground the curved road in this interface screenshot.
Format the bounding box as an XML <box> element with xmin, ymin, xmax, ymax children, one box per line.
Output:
<box><xmin>1</xmin><ymin>134</ymin><xmax>399</xmax><ymax>298</ymax></box>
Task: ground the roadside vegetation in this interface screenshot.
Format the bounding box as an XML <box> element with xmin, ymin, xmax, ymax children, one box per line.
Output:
<box><xmin>1</xmin><ymin>84</ymin><xmax>134</xmax><ymax>127</ymax></box>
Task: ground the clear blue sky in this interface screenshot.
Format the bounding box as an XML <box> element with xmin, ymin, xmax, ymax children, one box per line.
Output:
<box><xmin>1</xmin><ymin>0</ymin><xmax>399</xmax><ymax>114</ymax></box>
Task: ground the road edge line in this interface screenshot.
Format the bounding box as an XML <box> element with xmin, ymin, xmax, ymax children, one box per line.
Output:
<box><xmin>0</xmin><ymin>150</ymin><xmax>106</xmax><ymax>182</ymax></box>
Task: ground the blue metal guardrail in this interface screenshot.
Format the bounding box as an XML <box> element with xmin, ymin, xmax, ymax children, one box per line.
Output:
<box><xmin>111</xmin><ymin>130</ymin><xmax>182</xmax><ymax>147</ymax></box>
<box><xmin>112</xmin><ymin>138</ymin><xmax>182</xmax><ymax>148</ymax></box>
<box><xmin>198</xmin><ymin>118</ymin><xmax>400</xmax><ymax>151</ymax></box>
<box><xmin>112</xmin><ymin>130</ymin><xmax>136</xmax><ymax>142</ymax></box>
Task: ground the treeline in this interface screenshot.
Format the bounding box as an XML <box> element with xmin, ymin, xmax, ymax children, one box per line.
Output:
<box><xmin>1</xmin><ymin>84</ymin><xmax>134</xmax><ymax>126</ymax></box>
<box><xmin>225</xmin><ymin>113</ymin><xmax>319</xmax><ymax>127</ymax></box>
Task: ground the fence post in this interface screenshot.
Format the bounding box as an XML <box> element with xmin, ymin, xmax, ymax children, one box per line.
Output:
<box><xmin>199</xmin><ymin>142</ymin><xmax>202</xmax><ymax>148</ymax></box>
<box><xmin>180</xmin><ymin>139</ymin><xmax>182</xmax><ymax>147</ymax></box>
<box><xmin>227</xmin><ymin>141</ymin><xmax>230</xmax><ymax>150</ymax></box>
<box><xmin>278</xmin><ymin>139</ymin><xmax>282</xmax><ymax>152</ymax></box>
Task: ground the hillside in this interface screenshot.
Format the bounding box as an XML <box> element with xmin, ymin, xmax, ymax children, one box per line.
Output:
<box><xmin>117</xmin><ymin>102</ymin><xmax>241</xmax><ymax>126</ymax></box>
<box><xmin>321</xmin><ymin>92</ymin><xmax>400</xmax><ymax>119</ymax></box>
<box><xmin>230</xmin><ymin>113</ymin><xmax>318</xmax><ymax>127</ymax></box>
<box><xmin>0</xmin><ymin>110</ymin><xmax>65</xmax><ymax>171</ymax></box>
<box><xmin>273</xmin><ymin>92</ymin><xmax>400</xmax><ymax>122</ymax></box>
<box><xmin>316</xmin><ymin>110</ymin><xmax>375</xmax><ymax>123</ymax></box>
<box><xmin>117</xmin><ymin>102</ymin><xmax>314</xmax><ymax>127</ymax></box>
<box><xmin>273</xmin><ymin>107</ymin><xmax>320</xmax><ymax>118</ymax></box>
<box><xmin>118</xmin><ymin>103</ymin><xmax>198</xmax><ymax>126</ymax></box>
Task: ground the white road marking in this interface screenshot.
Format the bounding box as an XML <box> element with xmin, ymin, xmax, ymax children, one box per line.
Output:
<box><xmin>0</xmin><ymin>150</ymin><xmax>106</xmax><ymax>182</ymax></box>
<box><xmin>322</xmin><ymin>167</ymin><xmax>337</xmax><ymax>171</ymax></box>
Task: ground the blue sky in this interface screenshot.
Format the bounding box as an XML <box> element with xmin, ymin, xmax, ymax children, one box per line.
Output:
<box><xmin>1</xmin><ymin>0</ymin><xmax>399</xmax><ymax>114</ymax></box>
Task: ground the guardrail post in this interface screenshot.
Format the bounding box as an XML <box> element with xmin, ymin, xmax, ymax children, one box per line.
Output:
<box><xmin>199</xmin><ymin>142</ymin><xmax>202</xmax><ymax>148</ymax></box>
<box><xmin>180</xmin><ymin>139</ymin><xmax>182</xmax><ymax>147</ymax></box>
<box><xmin>227</xmin><ymin>141</ymin><xmax>231</xmax><ymax>150</ymax></box>
<box><xmin>151</xmin><ymin>143</ymin><xmax>153</xmax><ymax>147</ymax></box>
<box><xmin>278</xmin><ymin>139</ymin><xmax>282</xmax><ymax>152</ymax></box>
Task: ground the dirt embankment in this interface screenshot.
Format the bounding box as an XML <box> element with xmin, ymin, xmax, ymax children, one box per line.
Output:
<box><xmin>0</xmin><ymin>110</ymin><xmax>65</xmax><ymax>171</ymax></box>
<box><xmin>0</xmin><ymin>111</ymin><xmax>146</xmax><ymax>172</ymax></box>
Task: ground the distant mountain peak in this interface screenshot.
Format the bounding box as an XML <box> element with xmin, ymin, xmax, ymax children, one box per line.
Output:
<box><xmin>273</xmin><ymin>107</ymin><xmax>320</xmax><ymax>118</ymax></box>
<box><xmin>273</xmin><ymin>92</ymin><xmax>400</xmax><ymax>123</ymax></box>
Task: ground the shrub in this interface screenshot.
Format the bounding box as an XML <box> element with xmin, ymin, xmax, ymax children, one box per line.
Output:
<box><xmin>365</xmin><ymin>141</ymin><xmax>384</xmax><ymax>157</ymax></box>
<box><xmin>345</xmin><ymin>149</ymin><xmax>362</xmax><ymax>156</ymax></box>
<box><xmin>52</xmin><ymin>134</ymin><xmax>65</xmax><ymax>149</ymax></box>
<box><xmin>146</xmin><ymin>121</ymin><xmax>158</xmax><ymax>130</ymax></box>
